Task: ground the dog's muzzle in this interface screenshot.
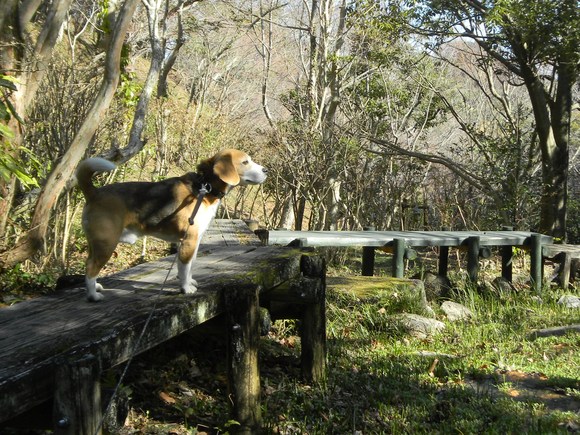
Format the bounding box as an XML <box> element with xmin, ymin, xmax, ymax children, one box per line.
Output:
<box><xmin>243</xmin><ymin>166</ymin><xmax>268</xmax><ymax>185</ymax></box>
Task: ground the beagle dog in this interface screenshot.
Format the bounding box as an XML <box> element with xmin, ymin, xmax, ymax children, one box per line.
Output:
<box><xmin>76</xmin><ymin>149</ymin><xmax>267</xmax><ymax>302</ymax></box>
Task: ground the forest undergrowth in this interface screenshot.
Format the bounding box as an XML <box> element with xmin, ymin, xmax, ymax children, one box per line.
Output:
<box><xmin>1</xmin><ymin>245</ymin><xmax>579</xmax><ymax>434</ymax></box>
<box><xmin>117</xmin><ymin>249</ymin><xmax>580</xmax><ymax>434</ymax></box>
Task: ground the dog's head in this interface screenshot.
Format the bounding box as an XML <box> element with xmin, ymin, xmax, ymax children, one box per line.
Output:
<box><xmin>198</xmin><ymin>149</ymin><xmax>267</xmax><ymax>187</ymax></box>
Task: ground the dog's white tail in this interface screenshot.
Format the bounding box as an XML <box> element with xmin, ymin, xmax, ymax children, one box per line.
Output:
<box><xmin>76</xmin><ymin>157</ymin><xmax>116</xmax><ymax>198</ymax></box>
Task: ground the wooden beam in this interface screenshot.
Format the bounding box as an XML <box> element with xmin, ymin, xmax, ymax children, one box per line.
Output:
<box><xmin>467</xmin><ymin>236</ymin><xmax>480</xmax><ymax>282</ymax></box>
<box><xmin>299</xmin><ymin>255</ymin><xmax>326</xmax><ymax>383</ymax></box>
<box><xmin>264</xmin><ymin>277</ymin><xmax>324</xmax><ymax>304</ymax></box>
<box><xmin>530</xmin><ymin>234</ymin><xmax>543</xmax><ymax>294</ymax></box>
<box><xmin>392</xmin><ymin>238</ymin><xmax>405</xmax><ymax>278</ymax></box>
<box><xmin>53</xmin><ymin>354</ymin><xmax>101</xmax><ymax>435</ymax></box>
<box><xmin>438</xmin><ymin>246</ymin><xmax>449</xmax><ymax>277</ymax></box>
<box><xmin>225</xmin><ymin>284</ymin><xmax>262</xmax><ymax>434</ymax></box>
<box><xmin>362</xmin><ymin>227</ymin><xmax>375</xmax><ymax>276</ymax></box>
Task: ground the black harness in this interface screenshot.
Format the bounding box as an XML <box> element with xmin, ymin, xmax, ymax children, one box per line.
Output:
<box><xmin>187</xmin><ymin>180</ymin><xmax>226</xmax><ymax>226</ymax></box>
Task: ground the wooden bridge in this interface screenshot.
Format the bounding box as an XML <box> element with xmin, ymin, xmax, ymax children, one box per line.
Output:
<box><xmin>260</xmin><ymin>228</ymin><xmax>555</xmax><ymax>291</ymax></box>
<box><xmin>0</xmin><ymin>220</ymin><xmax>326</xmax><ymax>434</ymax></box>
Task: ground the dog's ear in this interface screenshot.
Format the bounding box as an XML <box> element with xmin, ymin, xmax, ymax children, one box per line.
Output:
<box><xmin>213</xmin><ymin>153</ymin><xmax>240</xmax><ymax>186</ymax></box>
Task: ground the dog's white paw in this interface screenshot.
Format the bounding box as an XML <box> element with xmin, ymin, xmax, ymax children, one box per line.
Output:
<box><xmin>87</xmin><ymin>291</ymin><xmax>105</xmax><ymax>302</ymax></box>
<box><xmin>86</xmin><ymin>280</ymin><xmax>105</xmax><ymax>302</ymax></box>
<box><xmin>181</xmin><ymin>279</ymin><xmax>198</xmax><ymax>294</ymax></box>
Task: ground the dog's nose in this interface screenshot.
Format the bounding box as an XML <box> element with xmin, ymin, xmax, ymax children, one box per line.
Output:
<box><xmin>262</xmin><ymin>167</ymin><xmax>268</xmax><ymax>174</ymax></box>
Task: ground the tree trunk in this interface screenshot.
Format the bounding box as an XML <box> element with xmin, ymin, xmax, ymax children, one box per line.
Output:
<box><xmin>523</xmin><ymin>64</ymin><xmax>570</xmax><ymax>239</ymax></box>
<box><xmin>0</xmin><ymin>0</ymin><xmax>140</xmax><ymax>269</ymax></box>
<box><xmin>104</xmin><ymin>0</ymin><xmax>186</xmax><ymax>165</ymax></box>
<box><xmin>102</xmin><ymin>0</ymin><xmax>164</xmax><ymax>164</ymax></box>
<box><xmin>0</xmin><ymin>0</ymin><xmax>72</xmax><ymax>240</ymax></box>
<box><xmin>279</xmin><ymin>195</ymin><xmax>296</xmax><ymax>230</ymax></box>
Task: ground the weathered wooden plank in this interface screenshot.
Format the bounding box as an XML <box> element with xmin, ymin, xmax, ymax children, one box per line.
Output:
<box><xmin>216</xmin><ymin>219</ymin><xmax>262</xmax><ymax>246</ymax></box>
<box><xmin>0</xmin><ymin>242</ymin><xmax>303</xmax><ymax>423</ymax></box>
<box><xmin>542</xmin><ymin>244</ymin><xmax>580</xmax><ymax>258</ymax></box>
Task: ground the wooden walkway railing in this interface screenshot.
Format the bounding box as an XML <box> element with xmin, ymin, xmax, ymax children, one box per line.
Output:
<box><xmin>261</xmin><ymin>228</ymin><xmax>553</xmax><ymax>292</ymax></box>
<box><xmin>0</xmin><ymin>220</ymin><xmax>326</xmax><ymax>434</ymax></box>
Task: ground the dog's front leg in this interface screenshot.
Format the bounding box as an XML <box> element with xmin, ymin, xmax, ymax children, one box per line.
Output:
<box><xmin>177</xmin><ymin>237</ymin><xmax>199</xmax><ymax>294</ymax></box>
<box><xmin>86</xmin><ymin>276</ymin><xmax>105</xmax><ymax>301</ymax></box>
<box><xmin>177</xmin><ymin>258</ymin><xmax>198</xmax><ymax>294</ymax></box>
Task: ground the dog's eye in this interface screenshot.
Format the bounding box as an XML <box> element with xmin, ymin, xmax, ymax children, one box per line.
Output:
<box><xmin>242</xmin><ymin>160</ymin><xmax>249</xmax><ymax>165</ymax></box>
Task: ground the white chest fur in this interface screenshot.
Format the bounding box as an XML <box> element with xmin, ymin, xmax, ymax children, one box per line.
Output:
<box><xmin>194</xmin><ymin>200</ymin><xmax>220</xmax><ymax>240</ymax></box>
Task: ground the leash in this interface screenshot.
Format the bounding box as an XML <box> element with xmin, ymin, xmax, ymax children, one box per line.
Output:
<box><xmin>96</xmin><ymin>182</ymin><xmax>215</xmax><ymax>435</ymax></box>
<box><xmin>95</xmin><ymin>254</ymin><xmax>178</xmax><ymax>435</ymax></box>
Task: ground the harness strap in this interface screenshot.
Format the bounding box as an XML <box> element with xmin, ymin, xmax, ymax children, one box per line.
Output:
<box><xmin>188</xmin><ymin>182</ymin><xmax>212</xmax><ymax>225</ymax></box>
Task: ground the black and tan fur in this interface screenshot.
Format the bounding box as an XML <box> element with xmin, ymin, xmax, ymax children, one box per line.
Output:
<box><xmin>76</xmin><ymin>149</ymin><xmax>267</xmax><ymax>302</ymax></box>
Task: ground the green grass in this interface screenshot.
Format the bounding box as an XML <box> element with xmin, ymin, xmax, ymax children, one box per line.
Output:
<box><xmin>257</xmin><ymin>282</ymin><xmax>580</xmax><ymax>434</ymax></box>
<box><xmin>116</xmin><ymin>254</ymin><xmax>578</xmax><ymax>434</ymax></box>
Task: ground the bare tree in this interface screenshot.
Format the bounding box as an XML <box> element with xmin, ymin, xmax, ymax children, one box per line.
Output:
<box><xmin>102</xmin><ymin>0</ymin><xmax>189</xmax><ymax>164</ymax></box>
<box><xmin>0</xmin><ymin>0</ymin><xmax>74</xmax><ymax>239</ymax></box>
<box><xmin>413</xmin><ymin>0</ymin><xmax>580</xmax><ymax>238</ymax></box>
<box><xmin>0</xmin><ymin>0</ymin><xmax>140</xmax><ymax>268</ymax></box>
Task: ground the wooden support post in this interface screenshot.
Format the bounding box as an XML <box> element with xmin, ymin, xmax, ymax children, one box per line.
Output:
<box><xmin>225</xmin><ymin>284</ymin><xmax>262</xmax><ymax>433</ymax></box>
<box><xmin>501</xmin><ymin>245</ymin><xmax>513</xmax><ymax>282</ymax></box>
<box><xmin>301</xmin><ymin>294</ymin><xmax>326</xmax><ymax>383</ymax></box>
<box><xmin>439</xmin><ymin>227</ymin><xmax>450</xmax><ymax>277</ymax></box>
<box><xmin>53</xmin><ymin>354</ymin><xmax>101</xmax><ymax>435</ymax></box>
<box><xmin>362</xmin><ymin>226</ymin><xmax>375</xmax><ymax>276</ymax></box>
<box><xmin>558</xmin><ymin>253</ymin><xmax>572</xmax><ymax>290</ymax></box>
<box><xmin>501</xmin><ymin>226</ymin><xmax>513</xmax><ymax>282</ymax></box>
<box><xmin>300</xmin><ymin>255</ymin><xmax>327</xmax><ymax>383</ymax></box>
<box><xmin>438</xmin><ymin>246</ymin><xmax>449</xmax><ymax>277</ymax></box>
<box><xmin>392</xmin><ymin>238</ymin><xmax>405</xmax><ymax>278</ymax></box>
<box><xmin>467</xmin><ymin>236</ymin><xmax>480</xmax><ymax>282</ymax></box>
<box><xmin>530</xmin><ymin>233</ymin><xmax>543</xmax><ymax>294</ymax></box>
<box><xmin>254</xmin><ymin>229</ymin><xmax>269</xmax><ymax>245</ymax></box>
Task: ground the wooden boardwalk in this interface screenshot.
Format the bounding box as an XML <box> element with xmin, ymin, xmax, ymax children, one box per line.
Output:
<box><xmin>0</xmin><ymin>220</ymin><xmax>326</xmax><ymax>433</ymax></box>
<box><xmin>263</xmin><ymin>229</ymin><xmax>553</xmax><ymax>290</ymax></box>
<box><xmin>264</xmin><ymin>229</ymin><xmax>552</xmax><ymax>248</ymax></box>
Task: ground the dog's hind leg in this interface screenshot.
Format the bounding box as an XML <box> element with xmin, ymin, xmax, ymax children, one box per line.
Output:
<box><xmin>85</xmin><ymin>238</ymin><xmax>119</xmax><ymax>302</ymax></box>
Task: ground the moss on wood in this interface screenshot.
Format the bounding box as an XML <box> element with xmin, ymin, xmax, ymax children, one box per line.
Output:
<box><xmin>328</xmin><ymin>276</ymin><xmax>429</xmax><ymax>316</ymax></box>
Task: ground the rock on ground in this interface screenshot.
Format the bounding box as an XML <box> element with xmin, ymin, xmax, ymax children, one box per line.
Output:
<box><xmin>395</xmin><ymin>313</ymin><xmax>445</xmax><ymax>339</ymax></box>
<box><xmin>557</xmin><ymin>295</ymin><xmax>580</xmax><ymax>308</ymax></box>
<box><xmin>440</xmin><ymin>301</ymin><xmax>473</xmax><ymax>321</ymax></box>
